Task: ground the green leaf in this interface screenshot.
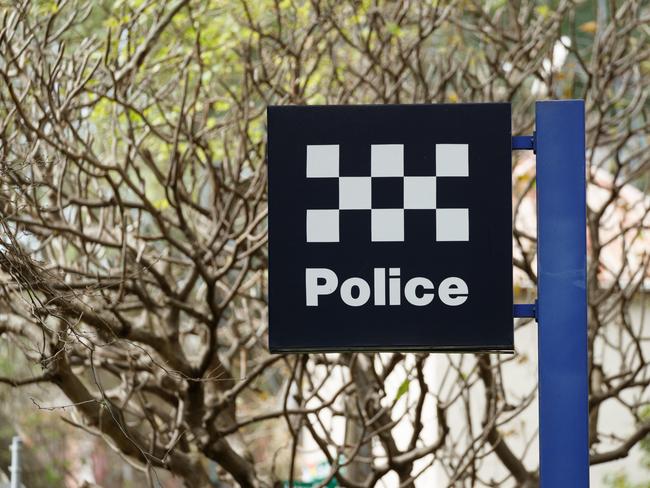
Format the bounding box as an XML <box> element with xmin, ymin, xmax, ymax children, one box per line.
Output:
<box><xmin>386</xmin><ymin>22</ymin><xmax>402</xmax><ymax>37</ymax></box>
<box><xmin>395</xmin><ymin>379</ymin><xmax>409</xmax><ymax>401</ymax></box>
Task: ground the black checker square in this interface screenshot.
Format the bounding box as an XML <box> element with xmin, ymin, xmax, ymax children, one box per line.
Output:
<box><xmin>304</xmin><ymin>177</ymin><xmax>338</xmax><ymax>209</ymax></box>
<box><xmin>267</xmin><ymin>103</ymin><xmax>513</xmax><ymax>353</ymax></box>
<box><xmin>404</xmin><ymin>141</ymin><xmax>438</xmax><ymax>177</ymax></box>
<box><xmin>404</xmin><ymin>209</ymin><xmax>437</xmax><ymax>242</ymax></box>
<box><xmin>436</xmin><ymin>175</ymin><xmax>471</xmax><ymax>209</ymax></box>
<box><xmin>372</xmin><ymin>177</ymin><xmax>404</xmax><ymax>209</ymax></box>
<box><xmin>340</xmin><ymin>210</ymin><xmax>371</xmax><ymax>242</ymax></box>
<box><xmin>339</xmin><ymin>144</ymin><xmax>371</xmax><ymax>177</ymax></box>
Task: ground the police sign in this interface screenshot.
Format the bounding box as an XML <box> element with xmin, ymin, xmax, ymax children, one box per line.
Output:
<box><xmin>267</xmin><ymin>104</ymin><xmax>513</xmax><ymax>352</ymax></box>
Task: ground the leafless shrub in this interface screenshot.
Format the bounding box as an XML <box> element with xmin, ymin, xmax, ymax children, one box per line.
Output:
<box><xmin>0</xmin><ymin>1</ymin><xmax>648</xmax><ymax>487</ymax></box>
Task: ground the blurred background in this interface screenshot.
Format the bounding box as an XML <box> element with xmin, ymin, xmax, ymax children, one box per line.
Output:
<box><xmin>0</xmin><ymin>0</ymin><xmax>648</xmax><ymax>486</ymax></box>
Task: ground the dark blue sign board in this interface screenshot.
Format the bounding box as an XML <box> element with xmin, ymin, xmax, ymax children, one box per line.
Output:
<box><xmin>267</xmin><ymin>104</ymin><xmax>513</xmax><ymax>352</ymax></box>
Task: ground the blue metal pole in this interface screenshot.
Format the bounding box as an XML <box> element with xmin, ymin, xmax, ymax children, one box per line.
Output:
<box><xmin>535</xmin><ymin>100</ymin><xmax>589</xmax><ymax>487</ymax></box>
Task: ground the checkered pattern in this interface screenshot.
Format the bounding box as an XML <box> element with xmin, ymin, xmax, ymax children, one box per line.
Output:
<box><xmin>306</xmin><ymin>144</ymin><xmax>469</xmax><ymax>243</ymax></box>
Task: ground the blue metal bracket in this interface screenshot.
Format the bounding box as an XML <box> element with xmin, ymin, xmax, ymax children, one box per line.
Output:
<box><xmin>512</xmin><ymin>134</ymin><xmax>535</xmax><ymax>152</ymax></box>
<box><xmin>512</xmin><ymin>134</ymin><xmax>538</xmax><ymax>322</ymax></box>
<box><xmin>513</xmin><ymin>302</ymin><xmax>536</xmax><ymax>318</ymax></box>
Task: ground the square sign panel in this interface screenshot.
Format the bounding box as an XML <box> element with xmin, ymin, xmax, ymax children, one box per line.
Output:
<box><xmin>267</xmin><ymin>104</ymin><xmax>513</xmax><ymax>352</ymax></box>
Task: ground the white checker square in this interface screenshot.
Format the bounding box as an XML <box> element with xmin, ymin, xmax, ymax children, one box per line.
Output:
<box><xmin>436</xmin><ymin>208</ymin><xmax>469</xmax><ymax>241</ymax></box>
<box><xmin>371</xmin><ymin>209</ymin><xmax>404</xmax><ymax>242</ymax></box>
<box><xmin>436</xmin><ymin>144</ymin><xmax>468</xmax><ymax>177</ymax></box>
<box><xmin>339</xmin><ymin>177</ymin><xmax>371</xmax><ymax>209</ymax></box>
<box><xmin>404</xmin><ymin>176</ymin><xmax>436</xmax><ymax>209</ymax></box>
<box><xmin>306</xmin><ymin>209</ymin><xmax>339</xmax><ymax>242</ymax></box>
<box><xmin>371</xmin><ymin>144</ymin><xmax>404</xmax><ymax>177</ymax></box>
<box><xmin>307</xmin><ymin>145</ymin><xmax>339</xmax><ymax>178</ymax></box>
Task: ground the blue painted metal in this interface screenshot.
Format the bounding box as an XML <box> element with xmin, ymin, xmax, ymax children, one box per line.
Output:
<box><xmin>512</xmin><ymin>135</ymin><xmax>535</xmax><ymax>150</ymax></box>
<box><xmin>513</xmin><ymin>303</ymin><xmax>536</xmax><ymax>318</ymax></box>
<box><xmin>535</xmin><ymin>100</ymin><xmax>589</xmax><ymax>487</ymax></box>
